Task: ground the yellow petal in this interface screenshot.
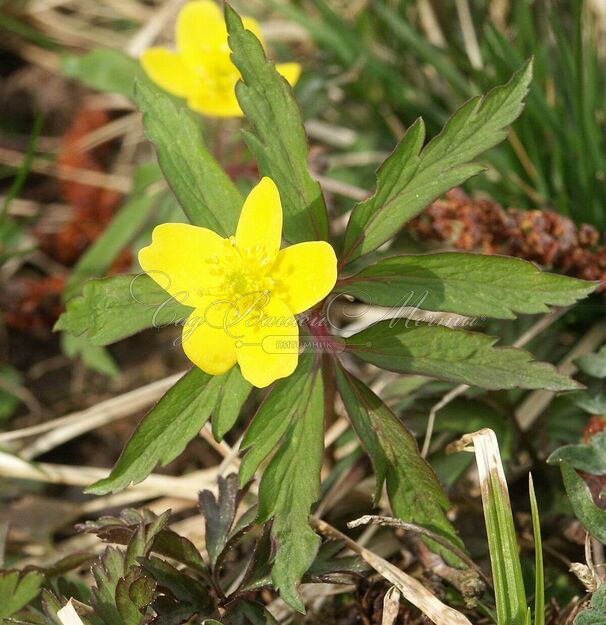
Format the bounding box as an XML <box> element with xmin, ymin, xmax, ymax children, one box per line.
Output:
<box><xmin>181</xmin><ymin>305</ymin><xmax>238</xmax><ymax>375</ymax></box>
<box><xmin>276</xmin><ymin>62</ymin><xmax>301</xmax><ymax>87</ymax></box>
<box><xmin>140</xmin><ymin>48</ymin><xmax>198</xmax><ymax>98</ymax></box>
<box><xmin>138</xmin><ymin>223</ymin><xmax>236</xmax><ymax>308</ymax></box>
<box><xmin>235</xmin><ymin>177</ymin><xmax>283</xmax><ymax>264</ymax></box>
<box><xmin>177</xmin><ymin>0</ymin><xmax>227</xmax><ymax>66</ymax></box>
<box><xmin>187</xmin><ymin>92</ymin><xmax>243</xmax><ymax>117</ymax></box>
<box><xmin>236</xmin><ymin>296</ymin><xmax>299</xmax><ymax>387</ymax></box>
<box><xmin>270</xmin><ymin>241</ymin><xmax>337</xmax><ymax>314</ymax></box>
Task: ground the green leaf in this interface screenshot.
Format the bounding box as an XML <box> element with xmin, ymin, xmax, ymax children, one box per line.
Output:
<box><xmin>87</xmin><ymin>368</ymin><xmax>225</xmax><ymax>494</ymax></box>
<box><xmin>466</xmin><ymin>430</ymin><xmax>527</xmax><ymax>625</ymax></box>
<box><xmin>0</xmin><ymin>366</ymin><xmax>23</xmax><ymax>423</ymax></box>
<box><xmin>529</xmin><ymin>475</ymin><xmax>544</xmax><ymax>625</ymax></box>
<box><xmin>560</xmin><ymin>461</ymin><xmax>606</xmax><ymax>544</ymax></box>
<box><xmin>576</xmin><ymin>345</ymin><xmax>606</xmax><ymax>378</ymax></box>
<box><xmin>224</xmin><ymin>600</ymin><xmax>279</xmax><ymax>625</ymax></box>
<box><xmin>135</xmin><ymin>80</ymin><xmax>243</xmax><ymax>234</ymax></box>
<box><xmin>571</xmin><ymin>391</ymin><xmax>606</xmax><ymax>415</ymax></box>
<box><xmin>574</xmin><ymin>584</ymin><xmax>606</xmax><ymax>624</ymax></box>
<box><xmin>0</xmin><ymin>570</ymin><xmax>44</xmax><ymax>618</ymax></box>
<box><xmin>62</xmin><ymin>49</ymin><xmax>148</xmax><ymax>99</ymax></box>
<box><xmin>341</xmin><ymin>60</ymin><xmax>533</xmax><ymax>264</ymax></box>
<box><xmin>61</xmin><ymin>332</ymin><xmax>119</xmax><ymax>378</ymax></box>
<box><xmin>225</xmin><ymin>5</ymin><xmax>329</xmax><ymax>244</ymax></box>
<box><xmin>64</xmin><ymin>169</ymin><xmax>164</xmax><ymax>301</ymax></box>
<box><xmin>55</xmin><ymin>274</ymin><xmax>193</xmax><ymax>347</ymax></box>
<box><xmin>239</xmin><ymin>354</ymin><xmax>316</xmax><ymax>485</ymax></box>
<box><xmin>346</xmin><ymin>321</ymin><xmax>579</xmax><ymax>391</ymax></box>
<box><xmin>212</xmin><ymin>367</ymin><xmax>252</xmax><ymax>441</ymax></box>
<box><xmin>138</xmin><ymin>557</ymin><xmax>210</xmax><ymax>610</ymax></box>
<box><xmin>115</xmin><ymin>571</ymin><xmax>156</xmax><ymax>625</ymax></box>
<box><xmin>335</xmin><ymin>364</ymin><xmax>460</xmax><ymax>551</ymax></box>
<box><xmin>337</xmin><ymin>252</ymin><xmax>597</xmax><ymax>320</ymax></box>
<box><xmin>256</xmin><ymin>362</ymin><xmax>324</xmax><ymax>612</ymax></box>
<box><xmin>548</xmin><ymin>432</ymin><xmax>606</xmax><ymax>475</ymax></box>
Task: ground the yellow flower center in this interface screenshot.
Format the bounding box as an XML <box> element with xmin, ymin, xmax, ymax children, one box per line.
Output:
<box><xmin>199</xmin><ymin>237</ymin><xmax>275</xmax><ymax>309</ymax></box>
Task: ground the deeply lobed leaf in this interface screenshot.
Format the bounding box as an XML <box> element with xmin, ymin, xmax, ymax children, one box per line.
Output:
<box><xmin>342</xmin><ymin>60</ymin><xmax>533</xmax><ymax>264</ymax></box>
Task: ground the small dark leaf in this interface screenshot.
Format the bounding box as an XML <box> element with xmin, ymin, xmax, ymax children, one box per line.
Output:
<box><xmin>223</xmin><ymin>600</ymin><xmax>278</xmax><ymax>625</ymax></box>
<box><xmin>138</xmin><ymin>557</ymin><xmax>211</xmax><ymax>611</ymax></box>
<box><xmin>304</xmin><ymin>540</ymin><xmax>367</xmax><ymax>584</ymax></box>
<box><xmin>199</xmin><ymin>474</ymin><xmax>241</xmax><ymax>569</ymax></box>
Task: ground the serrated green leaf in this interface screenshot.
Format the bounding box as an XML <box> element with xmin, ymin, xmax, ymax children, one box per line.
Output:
<box><xmin>55</xmin><ymin>274</ymin><xmax>193</xmax><ymax>346</ymax></box>
<box><xmin>239</xmin><ymin>354</ymin><xmax>316</xmax><ymax>485</ymax></box>
<box><xmin>0</xmin><ymin>570</ymin><xmax>44</xmax><ymax>618</ymax></box>
<box><xmin>576</xmin><ymin>345</ymin><xmax>606</xmax><ymax>379</ymax></box>
<box><xmin>548</xmin><ymin>432</ymin><xmax>606</xmax><ymax>475</ymax></box>
<box><xmin>61</xmin><ymin>49</ymin><xmax>148</xmax><ymax>99</ymax></box>
<box><xmin>87</xmin><ymin>368</ymin><xmax>224</xmax><ymax>494</ymax></box>
<box><xmin>256</xmin><ymin>363</ymin><xmax>324</xmax><ymax>612</ymax></box>
<box><xmin>225</xmin><ymin>6</ymin><xmax>328</xmax><ymax>244</ymax></box>
<box><xmin>341</xmin><ymin>60</ymin><xmax>533</xmax><ymax>264</ymax></box>
<box><xmin>560</xmin><ymin>461</ymin><xmax>606</xmax><ymax>544</ymax></box>
<box><xmin>336</xmin><ymin>364</ymin><xmax>460</xmax><ymax>552</ymax></box>
<box><xmin>212</xmin><ymin>368</ymin><xmax>252</xmax><ymax>441</ymax></box>
<box><xmin>337</xmin><ymin>252</ymin><xmax>597</xmax><ymax>319</ymax></box>
<box><xmin>135</xmin><ymin>80</ymin><xmax>243</xmax><ymax>234</ymax></box>
<box><xmin>346</xmin><ymin>321</ymin><xmax>579</xmax><ymax>391</ymax></box>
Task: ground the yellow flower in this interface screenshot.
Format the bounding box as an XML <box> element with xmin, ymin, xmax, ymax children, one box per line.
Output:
<box><xmin>139</xmin><ymin>178</ymin><xmax>337</xmax><ymax>388</ymax></box>
<box><xmin>140</xmin><ymin>0</ymin><xmax>301</xmax><ymax>117</ymax></box>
